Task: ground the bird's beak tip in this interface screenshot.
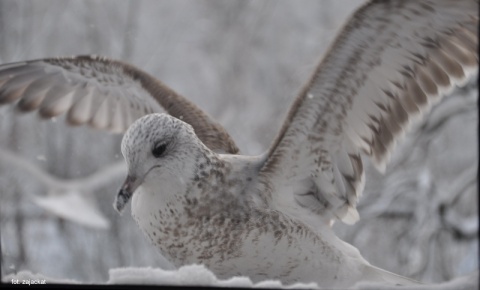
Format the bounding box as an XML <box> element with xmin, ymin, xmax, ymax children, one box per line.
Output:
<box><xmin>113</xmin><ymin>188</ymin><xmax>130</xmax><ymax>215</ymax></box>
<box><xmin>113</xmin><ymin>175</ymin><xmax>137</xmax><ymax>215</ymax></box>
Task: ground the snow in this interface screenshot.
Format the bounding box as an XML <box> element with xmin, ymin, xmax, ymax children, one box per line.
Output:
<box><xmin>107</xmin><ymin>265</ymin><xmax>317</xmax><ymax>288</ymax></box>
<box><xmin>3</xmin><ymin>265</ymin><xmax>316</xmax><ymax>288</ymax></box>
<box><xmin>3</xmin><ymin>266</ymin><xmax>478</xmax><ymax>289</ymax></box>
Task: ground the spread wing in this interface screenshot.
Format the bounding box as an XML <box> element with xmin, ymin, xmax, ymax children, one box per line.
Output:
<box><xmin>258</xmin><ymin>0</ymin><xmax>478</xmax><ymax>225</ymax></box>
<box><xmin>0</xmin><ymin>55</ymin><xmax>239</xmax><ymax>154</ymax></box>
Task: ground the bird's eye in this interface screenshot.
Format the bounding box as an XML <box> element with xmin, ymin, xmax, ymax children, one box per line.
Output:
<box><xmin>152</xmin><ymin>143</ymin><xmax>167</xmax><ymax>158</ymax></box>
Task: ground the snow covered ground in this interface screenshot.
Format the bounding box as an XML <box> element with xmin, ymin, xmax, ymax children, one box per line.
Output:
<box><xmin>4</xmin><ymin>266</ymin><xmax>478</xmax><ymax>289</ymax></box>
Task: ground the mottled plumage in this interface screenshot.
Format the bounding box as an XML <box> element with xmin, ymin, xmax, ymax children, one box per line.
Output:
<box><xmin>0</xmin><ymin>0</ymin><xmax>477</xmax><ymax>288</ymax></box>
<box><xmin>117</xmin><ymin>113</ymin><xmax>405</xmax><ymax>287</ymax></box>
<box><xmin>0</xmin><ymin>56</ymin><xmax>238</xmax><ymax>154</ymax></box>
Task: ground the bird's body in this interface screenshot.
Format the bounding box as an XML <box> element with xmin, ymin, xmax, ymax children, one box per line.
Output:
<box><xmin>123</xmin><ymin>118</ymin><xmax>413</xmax><ymax>287</ymax></box>
<box><xmin>0</xmin><ymin>0</ymin><xmax>477</xmax><ymax>287</ymax></box>
<box><xmin>115</xmin><ymin>113</ymin><xmax>418</xmax><ymax>288</ymax></box>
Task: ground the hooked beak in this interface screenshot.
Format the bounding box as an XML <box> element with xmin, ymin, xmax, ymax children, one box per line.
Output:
<box><xmin>114</xmin><ymin>175</ymin><xmax>141</xmax><ymax>214</ymax></box>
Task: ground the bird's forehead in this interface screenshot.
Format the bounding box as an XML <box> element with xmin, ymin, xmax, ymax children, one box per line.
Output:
<box><xmin>121</xmin><ymin>114</ymin><xmax>177</xmax><ymax>154</ymax></box>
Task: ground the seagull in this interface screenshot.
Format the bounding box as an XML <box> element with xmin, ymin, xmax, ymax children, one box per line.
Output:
<box><xmin>0</xmin><ymin>0</ymin><xmax>477</xmax><ymax>288</ymax></box>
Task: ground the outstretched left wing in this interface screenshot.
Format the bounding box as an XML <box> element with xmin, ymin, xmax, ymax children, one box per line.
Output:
<box><xmin>0</xmin><ymin>56</ymin><xmax>239</xmax><ymax>154</ymax></box>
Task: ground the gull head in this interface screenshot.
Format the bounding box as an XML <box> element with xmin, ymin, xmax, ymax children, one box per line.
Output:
<box><xmin>114</xmin><ymin>113</ymin><xmax>200</xmax><ymax>214</ymax></box>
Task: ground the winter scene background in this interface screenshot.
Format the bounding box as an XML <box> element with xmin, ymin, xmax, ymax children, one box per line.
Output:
<box><xmin>0</xmin><ymin>0</ymin><xmax>478</xmax><ymax>287</ymax></box>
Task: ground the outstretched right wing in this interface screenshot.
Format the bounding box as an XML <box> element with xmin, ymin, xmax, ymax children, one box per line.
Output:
<box><xmin>258</xmin><ymin>0</ymin><xmax>477</xmax><ymax>226</ymax></box>
<box><xmin>0</xmin><ymin>55</ymin><xmax>239</xmax><ymax>154</ymax></box>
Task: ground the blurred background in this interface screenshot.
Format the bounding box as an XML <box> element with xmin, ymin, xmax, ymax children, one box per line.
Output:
<box><xmin>0</xmin><ymin>0</ymin><xmax>477</xmax><ymax>284</ymax></box>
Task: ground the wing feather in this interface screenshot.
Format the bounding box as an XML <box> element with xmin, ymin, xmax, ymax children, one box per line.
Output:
<box><xmin>90</xmin><ymin>94</ymin><xmax>112</xmax><ymax>130</ymax></box>
<box><xmin>39</xmin><ymin>85</ymin><xmax>76</xmax><ymax>117</ymax></box>
<box><xmin>0</xmin><ymin>56</ymin><xmax>239</xmax><ymax>154</ymax></box>
<box><xmin>258</xmin><ymin>0</ymin><xmax>478</xmax><ymax>225</ymax></box>
<box><xmin>67</xmin><ymin>87</ymin><xmax>94</xmax><ymax>125</ymax></box>
<box><xmin>0</xmin><ymin>69</ymin><xmax>44</xmax><ymax>104</ymax></box>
